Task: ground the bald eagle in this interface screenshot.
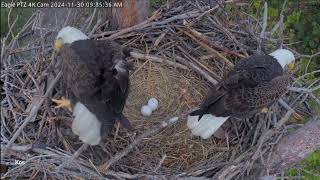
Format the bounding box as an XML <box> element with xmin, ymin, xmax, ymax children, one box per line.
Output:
<box><xmin>187</xmin><ymin>49</ymin><xmax>295</xmax><ymax>139</ymax></box>
<box><xmin>53</xmin><ymin>26</ymin><xmax>132</xmax><ymax>145</ymax></box>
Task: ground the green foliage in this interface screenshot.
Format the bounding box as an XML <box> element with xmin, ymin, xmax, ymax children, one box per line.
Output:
<box><xmin>253</xmin><ymin>0</ymin><xmax>262</xmax><ymax>10</ymax></box>
<box><xmin>0</xmin><ymin>8</ymin><xmax>33</xmax><ymax>37</ymax></box>
<box><xmin>285</xmin><ymin>3</ymin><xmax>320</xmax><ymax>54</ymax></box>
<box><xmin>285</xmin><ymin>11</ymin><xmax>302</xmax><ymax>27</ymax></box>
<box><xmin>268</xmin><ymin>7</ymin><xmax>279</xmax><ymax>18</ymax></box>
<box><xmin>295</xmin><ymin>58</ymin><xmax>318</xmax><ymax>80</ymax></box>
<box><xmin>251</xmin><ymin>1</ymin><xmax>280</xmax><ymax>27</ymax></box>
<box><xmin>250</xmin><ymin>0</ymin><xmax>320</xmax><ymax>54</ymax></box>
<box><xmin>150</xmin><ymin>0</ymin><xmax>167</xmax><ymax>9</ymax></box>
<box><xmin>287</xmin><ymin>151</ymin><xmax>320</xmax><ymax>179</ymax></box>
<box><xmin>249</xmin><ymin>0</ymin><xmax>320</xmax><ymax>78</ymax></box>
<box><xmin>0</xmin><ymin>8</ymin><xmax>10</xmax><ymax>37</ymax></box>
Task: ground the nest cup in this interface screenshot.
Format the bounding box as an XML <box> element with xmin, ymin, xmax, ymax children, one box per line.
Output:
<box><xmin>117</xmin><ymin>59</ymin><xmax>225</xmax><ymax>172</ymax></box>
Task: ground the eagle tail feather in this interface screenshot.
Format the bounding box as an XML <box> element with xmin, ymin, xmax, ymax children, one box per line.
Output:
<box><xmin>190</xmin><ymin>114</ymin><xmax>229</xmax><ymax>139</ymax></box>
<box><xmin>72</xmin><ymin>102</ymin><xmax>102</xmax><ymax>145</ymax></box>
<box><xmin>187</xmin><ymin>108</ymin><xmax>207</xmax><ymax>130</ymax></box>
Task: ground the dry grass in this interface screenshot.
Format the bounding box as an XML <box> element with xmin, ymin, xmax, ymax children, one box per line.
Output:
<box><xmin>123</xmin><ymin>61</ymin><xmax>212</xmax><ymax>172</ymax></box>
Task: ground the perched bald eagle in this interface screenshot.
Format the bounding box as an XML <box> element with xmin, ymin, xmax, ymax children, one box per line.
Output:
<box><xmin>187</xmin><ymin>49</ymin><xmax>295</xmax><ymax>139</ymax></box>
<box><xmin>53</xmin><ymin>26</ymin><xmax>133</xmax><ymax>145</ymax></box>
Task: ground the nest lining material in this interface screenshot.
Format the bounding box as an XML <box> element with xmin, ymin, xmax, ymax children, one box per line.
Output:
<box><xmin>123</xmin><ymin>60</ymin><xmax>213</xmax><ymax>172</ymax></box>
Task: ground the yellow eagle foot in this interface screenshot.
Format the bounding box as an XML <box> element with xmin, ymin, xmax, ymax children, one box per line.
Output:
<box><xmin>261</xmin><ymin>107</ymin><xmax>269</xmax><ymax>113</ymax></box>
<box><xmin>293</xmin><ymin>112</ymin><xmax>303</xmax><ymax>120</ymax></box>
<box><xmin>52</xmin><ymin>97</ymin><xmax>72</xmax><ymax>112</ymax></box>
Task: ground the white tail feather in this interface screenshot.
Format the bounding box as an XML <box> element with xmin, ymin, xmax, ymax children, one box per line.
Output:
<box><xmin>72</xmin><ymin>102</ymin><xmax>101</xmax><ymax>145</ymax></box>
<box><xmin>191</xmin><ymin>115</ymin><xmax>212</xmax><ymax>136</ymax></box>
<box><xmin>187</xmin><ymin>114</ymin><xmax>229</xmax><ymax>139</ymax></box>
<box><xmin>187</xmin><ymin>115</ymin><xmax>200</xmax><ymax>129</ymax></box>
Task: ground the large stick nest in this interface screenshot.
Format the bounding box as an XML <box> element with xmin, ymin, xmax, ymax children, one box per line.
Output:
<box><xmin>1</xmin><ymin>1</ymin><xmax>319</xmax><ymax>179</ymax></box>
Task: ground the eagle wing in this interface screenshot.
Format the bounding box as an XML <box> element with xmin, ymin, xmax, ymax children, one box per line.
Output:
<box><xmin>94</xmin><ymin>40</ymin><xmax>133</xmax><ymax>129</ymax></box>
<box><xmin>223</xmin><ymin>74</ymin><xmax>292</xmax><ymax>117</ymax></box>
<box><xmin>221</xmin><ymin>55</ymin><xmax>284</xmax><ymax>89</ymax></box>
<box><xmin>61</xmin><ymin>40</ymin><xmax>118</xmax><ymax>134</ymax></box>
<box><xmin>197</xmin><ymin>55</ymin><xmax>291</xmax><ymax>118</ymax></box>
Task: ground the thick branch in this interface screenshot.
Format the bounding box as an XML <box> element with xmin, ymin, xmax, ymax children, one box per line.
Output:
<box><xmin>130</xmin><ymin>52</ymin><xmax>188</xmax><ymax>70</ymax></box>
<box><xmin>267</xmin><ymin>117</ymin><xmax>320</xmax><ymax>174</ymax></box>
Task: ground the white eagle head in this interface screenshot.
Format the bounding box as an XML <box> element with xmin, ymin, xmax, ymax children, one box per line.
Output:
<box><xmin>55</xmin><ymin>26</ymin><xmax>89</xmax><ymax>51</ymax></box>
<box><xmin>269</xmin><ymin>49</ymin><xmax>295</xmax><ymax>71</ymax></box>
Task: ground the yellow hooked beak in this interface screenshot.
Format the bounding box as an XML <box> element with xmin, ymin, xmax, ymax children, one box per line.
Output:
<box><xmin>288</xmin><ymin>62</ymin><xmax>295</xmax><ymax>72</ymax></box>
<box><xmin>54</xmin><ymin>38</ymin><xmax>63</xmax><ymax>51</ymax></box>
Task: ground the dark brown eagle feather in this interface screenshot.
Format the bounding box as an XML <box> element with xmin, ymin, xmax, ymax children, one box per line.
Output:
<box><xmin>60</xmin><ymin>39</ymin><xmax>132</xmax><ymax>135</ymax></box>
<box><xmin>191</xmin><ymin>55</ymin><xmax>292</xmax><ymax>118</ymax></box>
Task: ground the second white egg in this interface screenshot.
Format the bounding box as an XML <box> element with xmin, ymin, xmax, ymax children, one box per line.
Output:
<box><xmin>148</xmin><ymin>98</ymin><xmax>159</xmax><ymax>111</ymax></box>
<box><xmin>141</xmin><ymin>105</ymin><xmax>152</xmax><ymax>116</ymax></box>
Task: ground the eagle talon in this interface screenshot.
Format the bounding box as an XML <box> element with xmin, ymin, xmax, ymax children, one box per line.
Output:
<box><xmin>293</xmin><ymin>112</ymin><xmax>303</xmax><ymax>120</ymax></box>
<box><xmin>261</xmin><ymin>107</ymin><xmax>269</xmax><ymax>113</ymax></box>
<box><xmin>52</xmin><ymin>97</ymin><xmax>72</xmax><ymax>112</ymax></box>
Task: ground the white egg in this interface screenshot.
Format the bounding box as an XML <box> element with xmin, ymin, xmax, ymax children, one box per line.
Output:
<box><xmin>148</xmin><ymin>98</ymin><xmax>159</xmax><ymax>111</ymax></box>
<box><xmin>141</xmin><ymin>105</ymin><xmax>152</xmax><ymax>116</ymax></box>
